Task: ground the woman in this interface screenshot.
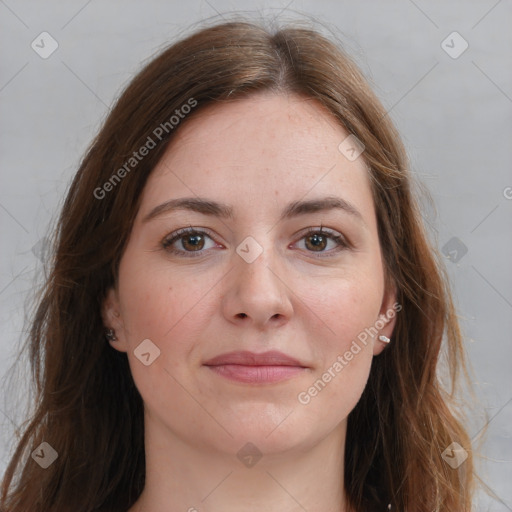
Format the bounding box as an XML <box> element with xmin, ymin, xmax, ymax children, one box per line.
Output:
<box><xmin>0</xmin><ymin>18</ymin><xmax>475</xmax><ymax>512</ymax></box>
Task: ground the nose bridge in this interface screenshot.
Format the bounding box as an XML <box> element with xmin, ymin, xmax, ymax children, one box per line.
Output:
<box><xmin>224</xmin><ymin>231</ymin><xmax>292</xmax><ymax>324</ymax></box>
<box><xmin>235</xmin><ymin>233</ymin><xmax>281</xmax><ymax>292</ymax></box>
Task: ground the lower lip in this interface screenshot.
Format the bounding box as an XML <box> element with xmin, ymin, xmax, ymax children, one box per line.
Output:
<box><xmin>205</xmin><ymin>364</ymin><xmax>306</xmax><ymax>383</ymax></box>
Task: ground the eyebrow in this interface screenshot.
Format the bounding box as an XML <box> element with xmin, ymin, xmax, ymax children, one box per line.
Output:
<box><xmin>142</xmin><ymin>195</ymin><xmax>365</xmax><ymax>225</ymax></box>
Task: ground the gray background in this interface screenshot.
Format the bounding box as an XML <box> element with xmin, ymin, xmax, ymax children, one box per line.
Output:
<box><xmin>1</xmin><ymin>0</ymin><xmax>511</xmax><ymax>509</ymax></box>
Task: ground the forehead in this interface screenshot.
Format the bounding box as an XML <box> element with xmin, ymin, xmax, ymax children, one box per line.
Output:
<box><xmin>137</xmin><ymin>92</ymin><xmax>375</xmax><ymax>224</ymax></box>
<box><xmin>166</xmin><ymin>92</ymin><xmax>350</xmax><ymax>164</ymax></box>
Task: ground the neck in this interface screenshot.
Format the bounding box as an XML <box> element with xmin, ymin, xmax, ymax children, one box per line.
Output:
<box><xmin>129</xmin><ymin>415</ymin><xmax>349</xmax><ymax>512</ymax></box>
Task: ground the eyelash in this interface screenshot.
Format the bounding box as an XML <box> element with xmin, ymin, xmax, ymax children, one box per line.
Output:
<box><xmin>161</xmin><ymin>225</ymin><xmax>350</xmax><ymax>259</ymax></box>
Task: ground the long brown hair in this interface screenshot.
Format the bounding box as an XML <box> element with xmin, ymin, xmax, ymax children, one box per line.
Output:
<box><xmin>1</xmin><ymin>17</ymin><xmax>475</xmax><ymax>512</ymax></box>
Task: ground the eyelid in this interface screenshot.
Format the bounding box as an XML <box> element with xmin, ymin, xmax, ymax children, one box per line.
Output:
<box><xmin>297</xmin><ymin>226</ymin><xmax>349</xmax><ymax>244</ymax></box>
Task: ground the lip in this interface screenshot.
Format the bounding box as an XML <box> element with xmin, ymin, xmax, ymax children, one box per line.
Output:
<box><xmin>204</xmin><ymin>350</ymin><xmax>306</xmax><ymax>367</ymax></box>
<box><xmin>203</xmin><ymin>350</ymin><xmax>309</xmax><ymax>384</ymax></box>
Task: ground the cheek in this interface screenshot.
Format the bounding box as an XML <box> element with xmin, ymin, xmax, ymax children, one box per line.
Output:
<box><xmin>117</xmin><ymin>259</ymin><xmax>198</xmax><ymax>342</ymax></box>
<box><xmin>116</xmin><ymin>260</ymin><xmax>219</xmax><ymax>385</ymax></box>
<box><xmin>303</xmin><ymin>271</ymin><xmax>383</xmax><ymax>345</ymax></box>
<box><xmin>296</xmin><ymin>273</ymin><xmax>381</xmax><ymax>404</ymax></box>
<box><xmin>296</xmin><ymin>286</ymin><xmax>377</xmax><ymax>419</ymax></box>
<box><xmin>119</xmin><ymin>273</ymin><xmax>170</xmax><ymax>341</ymax></box>
<box><xmin>116</xmin><ymin>266</ymin><xmax>201</xmax><ymax>409</ymax></box>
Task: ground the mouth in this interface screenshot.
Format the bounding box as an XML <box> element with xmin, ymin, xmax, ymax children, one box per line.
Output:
<box><xmin>203</xmin><ymin>350</ymin><xmax>309</xmax><ymax>384</ymax></box>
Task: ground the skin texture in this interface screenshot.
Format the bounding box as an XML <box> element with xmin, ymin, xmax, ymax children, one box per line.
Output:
<box><xmin>102</xmin><ymin>92</ymin><xmax>397</xmax><ymax>512</ymax></box>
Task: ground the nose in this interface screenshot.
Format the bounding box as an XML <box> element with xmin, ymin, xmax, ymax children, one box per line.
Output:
<box><xmin>221</xmin><ymin>241</ymin><xmax>293</xmax><ymax>329</ymax></box>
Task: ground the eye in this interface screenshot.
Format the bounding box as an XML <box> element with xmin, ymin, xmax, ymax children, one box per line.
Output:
<box><xmin>162</xmin><ymin>227</ymin><xmax>219</xmax><ymax>258</ymax></box>
<box><xmin>161</xmin><ymin>225</ymin><xmax>349</xmax><ymax>258</ymax></box>
<box><xmin>294</xmin><ymin>226</ymin><xmax>349</xmax><ymax>257</ymax></box>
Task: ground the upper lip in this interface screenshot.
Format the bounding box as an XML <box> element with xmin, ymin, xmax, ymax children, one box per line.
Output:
<box><xmin>203</xmin><ymin>350</ymin><xmax>307</xmax><ymax>367</ymax></box>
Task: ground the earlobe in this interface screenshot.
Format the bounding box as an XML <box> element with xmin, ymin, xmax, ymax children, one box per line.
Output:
<box><xmin>101</xmin><ymin>287</ymin><xmax>120</xmax><ymax>326</ymax></box>
<box><xmin>373</xmin><ymin>284</ymin><xmax>399</xmax><ymax>355</ymax></box>
<box><xmin>101</xmin><ymin>287</ymin><xmax>127</xmax><ymax>352</ymax></box>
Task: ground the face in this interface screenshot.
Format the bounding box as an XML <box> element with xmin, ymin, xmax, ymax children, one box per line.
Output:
<box><xmin>102</xmin><ymin>92</ymin><xmax>396</xmax><ymax>459</ymax></box>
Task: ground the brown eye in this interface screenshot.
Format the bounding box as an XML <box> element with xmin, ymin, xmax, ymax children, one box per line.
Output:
<box><xmin>304</xmin><ymin>232</ymin><xmax>328</xmax><ymax>252</ymax></box>
<box><xmin>162</xmin><ymin>228</ymin><xmax>217</xmax><ymax>258</ymax></box>
<box><xmin>296</xmin><ymin>227</ymin><xmax>349</xmax><ymax>257</ymax></box>
<box><xmin>180</xmin><ymin>232</ymin><xmax>205</xmax><ymax>251</ymax></box>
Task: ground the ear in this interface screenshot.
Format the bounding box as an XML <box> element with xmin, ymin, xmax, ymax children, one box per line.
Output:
<box><xmin>101</xmin><ymin>286</ymin><xmax>128</xmax><ymax>353</ymax></box>
<box><xmin>373</xmin><ymin>282</ymin><xmax>399</xmax><ymax>356</ymax></box>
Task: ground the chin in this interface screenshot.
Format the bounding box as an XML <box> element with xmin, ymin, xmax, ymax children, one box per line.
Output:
<box><xmin>214</xmin><ymin>405</ymin><xmax>320</xmax><ymax>453</ymax></box>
